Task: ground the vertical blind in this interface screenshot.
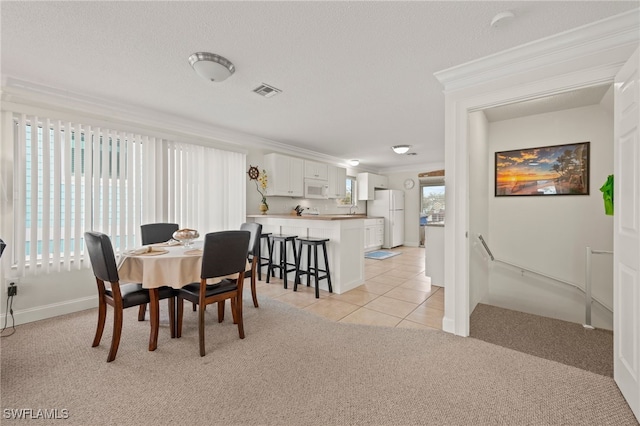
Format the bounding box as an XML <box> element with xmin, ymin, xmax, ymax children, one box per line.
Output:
<box><xmin>13</xmin><ymin>113</ymin><xmax>246</xmax><ymax>276</ymax></box>
<box><xmin>165</xmin><ymin>141</ymin><xmax>245</xmax><ymax>233</ymax></box>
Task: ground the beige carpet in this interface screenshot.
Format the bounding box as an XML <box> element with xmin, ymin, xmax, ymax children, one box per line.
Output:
<box><xmin>470</xmin><ymin>303</ymin><xmax>614</xmax><ymax>377</ymax></box>
<box><xmin>1</xmin><ymin>296</ymin><xmax>636</xmax><ymax>425</ymax></box>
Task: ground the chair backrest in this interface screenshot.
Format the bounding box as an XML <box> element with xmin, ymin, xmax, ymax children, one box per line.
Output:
<box><xmin>201</xmin><ymin>231</ymin><xmax>250</xmax><ymax>280</ymax></box>
<box><xmin>240</xmin><ymin>222</ymin><xmax>262</xmax><ymax>258</ymax></box>
<box><xmin>84</xmin><ymin>231</ymin><xmax>119</xmax><ymax>283</ymax></box>
<box><xmin>140</xmin><ymin>223</ymin><xmax>179</xmax><ymax>245</ymax></box>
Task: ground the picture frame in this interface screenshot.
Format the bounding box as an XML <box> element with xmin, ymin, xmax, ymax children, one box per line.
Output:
<box><xmin>495</xmin><ymin>142</ymin><xmax>590</xmax><ymax>196</ymax></box>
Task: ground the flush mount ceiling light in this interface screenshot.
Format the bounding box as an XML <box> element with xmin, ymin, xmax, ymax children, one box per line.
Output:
<box><xmin>348</xmin><ymin>159</ymin><xmax>360</xmax><ymax>166</ymax></box>
<box><xmin>188</xmin><ymin>52</ymin><xmax>235</xmax><ymax>82</ymax></box>
<box><xmin>392</xmin><ymin>145</ymin><xmax>411</xmax><ymax>154</ymax></box>
<box><xmin>490</xmin><ymin>11</ymin><xmax>515</xmax><ymax>28</ymax></box>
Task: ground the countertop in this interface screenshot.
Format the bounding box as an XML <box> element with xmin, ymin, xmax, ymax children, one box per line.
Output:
<box><xmin>247</xmin><ymin>214</ymin><xmax>376</xmax><ymax>221</ymax></box>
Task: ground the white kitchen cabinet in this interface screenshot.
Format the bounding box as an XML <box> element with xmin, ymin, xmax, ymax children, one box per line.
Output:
<box><xmin>327</xmin><ymin>165</ymin><xmax>347</xmax><ymax>199</ymax></box>
<box><xmin>357</xmin><ymin>173</ymin><xmax>389</xmax><ymax>200</ymax></box>
<box><xmin>304</xmin><ymin>160</ymin><xmax>328</xmax><ymax>180</ymax></box>
<box><xmin>364</xmin><ymin>218</ymin><xmax>384</xmax><ymax>251</ymax></box>
<box><xmin>264</xmin><ymin>153</ymin><xmax>304</xmax><ymax>197</ymax></box>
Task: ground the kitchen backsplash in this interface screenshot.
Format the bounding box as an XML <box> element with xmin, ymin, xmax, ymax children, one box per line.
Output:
<box><xmin>258</xmin><ymin>196</ymin><xmax>366</xmax><ymax>216</ymax></box>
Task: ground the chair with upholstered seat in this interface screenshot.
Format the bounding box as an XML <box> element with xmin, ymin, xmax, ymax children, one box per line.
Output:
<box><xmin>140</xmin><ymin>223</ymin><xmax>179</xmax><ymax>245</ymax></box>
<box><xmin>84</xmin><ymin>231</ymin><xmax>176</xmax><ymax>362</ymax></box>
<box><xmin>138</xmin><ymin>223</ymin><xmax>180</xmax><ymax>319</ymax></box>
<box><xmin>176</xmin><ymin>230</ymin><xmax>249</xmax><ymax>357</ymax></box>
<box><xmin>240</xmin><ymin>222</ymin><xmax>262</xmax><ymax>308</ymax></box>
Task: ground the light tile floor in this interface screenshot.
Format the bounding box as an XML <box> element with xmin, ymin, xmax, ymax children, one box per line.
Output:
<box><xmin>253</xmin><ymin>246</ymin><xmax>444</xmax><ymax>330</ymax></box>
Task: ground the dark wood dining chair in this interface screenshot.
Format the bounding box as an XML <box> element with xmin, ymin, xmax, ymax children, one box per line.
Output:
<box><xmin>176</xmin><ymin>230</ymin><xmax>250</xmax><ymax>357</ymax></box>
<box><xmin>84</xmin><ymin>231</ymin><xmax>176</xmax><ymax>362</ymax></box>
<box><xmin>138</xmin><ymin>223</ymin><xmax>180</xmax><ymax>319</ymax></box>
<box><xmin>240</xmin><ymin>222</ymin><xmax>262</xmax><ymax>308</ymax></box>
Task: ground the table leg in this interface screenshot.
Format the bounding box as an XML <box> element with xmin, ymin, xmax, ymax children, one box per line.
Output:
<box><xmin>149</xmin><ymin>288</ymin><xmax>159</xmax><ymax>351</ymax></box>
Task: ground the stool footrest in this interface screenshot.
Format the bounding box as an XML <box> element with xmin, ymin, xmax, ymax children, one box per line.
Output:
<box><xmin>266</xmin><ymin>234</ymin><xmax>298</xmax><ymax>289</ymax></box>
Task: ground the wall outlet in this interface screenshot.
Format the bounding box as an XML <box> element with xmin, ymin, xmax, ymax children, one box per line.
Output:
<box><xmin>8</xmin><ymin>282</ymin><xmax>17</xmax><ymax>297</ymax></box>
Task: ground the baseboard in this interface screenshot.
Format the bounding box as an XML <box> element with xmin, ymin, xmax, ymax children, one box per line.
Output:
<box><xmin>402</xmin><ymin>241</ymin><xmax>420</xmax><ymax>247</ymax></box>
<box><xmin>0</xmin><ymin>296</ymin><xmax>98</xmax><ymax>326</ymax></box>
<box><xmin>441</xmin><ymin>316</ymin><xmax>456</xmax><ymax>335</ymax></box>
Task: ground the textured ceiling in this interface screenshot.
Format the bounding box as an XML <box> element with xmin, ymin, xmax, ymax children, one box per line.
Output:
<box><xmin>1</xmin><ymin>1</ymin><xmax>637</xmax><ymax>172</ymax></box>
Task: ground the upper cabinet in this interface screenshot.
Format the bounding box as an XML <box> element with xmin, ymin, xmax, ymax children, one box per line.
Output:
<box><xmin>357</xmin><ymin>172</ymin><xmax>388</xmax><ymax>200</ymax></box>
<box><xmin>327</xmin><ymin>165</ymin><xmax>347</xmax><ymax>199</ymax></box>
<box><xmin>304</xmin><ymin>160</ymin><xmax>329</xmax><ymax>180</ymax></box>
<box><xmin>264</xmin><ymin>153</ymin><xmax>304</xmax><ymax>197</ymax></box>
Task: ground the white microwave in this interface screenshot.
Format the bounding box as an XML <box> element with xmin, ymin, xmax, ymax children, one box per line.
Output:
<box><xmin>304</xmin><ymin>179</ymin><xmax>329</xmax><ymax>199</ymax></box>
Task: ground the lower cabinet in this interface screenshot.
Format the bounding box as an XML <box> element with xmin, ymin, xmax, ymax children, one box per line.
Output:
<box><xmin>364</xmin><ymin>218</ymin><xmax>384</xmax><ymax>252</ymax></box>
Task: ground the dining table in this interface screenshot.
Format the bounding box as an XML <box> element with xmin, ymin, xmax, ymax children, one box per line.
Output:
<box><xmin>117</xmin><ymin>241</ymin><xmax>206</xmax><ymax>352</ymax></box>
<box><xmin>117</xmin><ymin>240</ymin><xmax>248</xmax><ymax>352</ymax></box>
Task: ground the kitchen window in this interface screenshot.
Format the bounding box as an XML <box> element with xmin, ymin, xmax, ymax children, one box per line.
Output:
<box><xmin>337</xmin><ymin>176</ymin><xmax>357</xmax><ymax>206</ymax></box>
<box><xmin>421</xmin><ymin>183</ymin><xmax>445</xmax><ymax>225</ymax></box>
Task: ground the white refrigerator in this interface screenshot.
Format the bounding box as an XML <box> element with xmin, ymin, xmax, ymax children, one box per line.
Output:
<box><xmin>368</xmin><ymin>189</ymin><xmax>405</xmax><ymax>248</ymax></box>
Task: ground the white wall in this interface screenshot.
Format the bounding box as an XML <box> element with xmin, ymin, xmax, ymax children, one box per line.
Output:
<box><xmin>468</xmin><ymin>111</ymin><xmax>490</xmax><ymax>313</ymax></box>
<box><xmin>486</xmin><ymin>104</ymin><xmax>614</xmax><ymax>329</ymax></box>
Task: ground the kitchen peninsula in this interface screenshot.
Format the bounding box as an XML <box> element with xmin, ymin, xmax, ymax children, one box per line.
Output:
<box><xmin>247</xmin><ymin>214</ymin><xmax>367</xmax><ymax>294</ymax></box>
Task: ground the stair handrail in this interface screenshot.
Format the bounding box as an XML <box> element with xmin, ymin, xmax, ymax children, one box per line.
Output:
<box><xmin>477</xmin><ymin>234</ymin><xmax>494</xmax><ymax>261</ymax></box>
<box><xmin>475</xmin><ymin>234</ymin><xmax>613</xmax><ymax>326</ymax></box>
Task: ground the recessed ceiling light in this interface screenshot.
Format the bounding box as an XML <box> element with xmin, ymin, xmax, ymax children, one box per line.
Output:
<box><xmin>348</xmin><ymin>159</ymin><xmax>360</xmax><ymax>166</ymax></box>
<box><xmin>392</xmin><ymin>145</ymin><xmax>411</xmax><ymax>154</ymax></box>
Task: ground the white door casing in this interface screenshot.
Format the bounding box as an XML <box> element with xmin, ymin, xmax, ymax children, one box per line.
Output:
<box><xmin>614</xmin><ymin>47</ymin><xmax>640</xmax><ymax>420</ymax></box>
<box><xmin>435</xmin><ymin>9</ymin><xmax>639</xmax><ymax>337</ymax></box>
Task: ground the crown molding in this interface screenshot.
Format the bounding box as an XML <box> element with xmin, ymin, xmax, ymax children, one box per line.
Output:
<box><xmin>0</xmin><ymin>77</ymin><xmax>351</xmax><ymax>167</ymax></box>
<box><xmin>378</xmin><ymin>161</ymin><xmax>445</xmax><ymax>175</ymax></box>
<box><xmin>434</xmin><ymin>8</ymin><xmax>640</xmax><ymax>92</ymax></box>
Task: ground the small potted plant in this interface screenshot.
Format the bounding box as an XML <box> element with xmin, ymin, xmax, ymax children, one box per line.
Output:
<box><xmin>248</xmin><ymin>165</ymin><xmax>269</xmax><ymax>214</ymax></box>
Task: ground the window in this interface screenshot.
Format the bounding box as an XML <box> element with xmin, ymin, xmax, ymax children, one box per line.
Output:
<box><xmin>337</xmin><ymin>176</ymin><xmax>357</xmax><ymax>206</ymax></box>
<box><xmin>13</xmin><ymin>113</ymin><xmax>245</xmax><ymax>276</ymax></box>
<box><xmin>14</xmin><ymin>116</ymin><xmax>155</xmax><ymax>275</ymax></box>
<box><xmin>421</xmin><ymin>184</ymin><xmax>445</xmax><ymax>225</ymax></box>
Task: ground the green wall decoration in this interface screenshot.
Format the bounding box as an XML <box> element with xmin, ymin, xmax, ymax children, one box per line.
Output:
<box><xmin>599</xmin><ymin>174</ymin><xmax>614</xmax><ymax>216</ymax></box>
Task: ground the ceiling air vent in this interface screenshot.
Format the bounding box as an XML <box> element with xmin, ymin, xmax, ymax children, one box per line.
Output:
<box><xmin>253</xmin><ymin>83</ymin><xmax>282</xmax><ymax>98</ymax></box>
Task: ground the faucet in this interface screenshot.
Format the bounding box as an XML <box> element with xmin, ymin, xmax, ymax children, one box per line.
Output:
<box><xmin>349</xmin><ymin>206</ymin><xmax>356</xmax><ymax>215</ymax></box>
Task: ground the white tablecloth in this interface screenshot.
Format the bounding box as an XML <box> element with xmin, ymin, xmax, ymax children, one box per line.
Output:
<box><xmin>118</xmin><ymin>241</ymin><xmax>247</xmax><ymax>289</ymax></box>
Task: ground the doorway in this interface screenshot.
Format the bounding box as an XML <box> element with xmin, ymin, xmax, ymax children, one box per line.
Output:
<box><xmin>468</xmin><ymin>85</ymin><xmax>614</xmax><ymax>329</ymax></box>
<box><xmin>419</xmin><ymin>182</ymin><xmax>445</xmax><ymax>247</ymax></box>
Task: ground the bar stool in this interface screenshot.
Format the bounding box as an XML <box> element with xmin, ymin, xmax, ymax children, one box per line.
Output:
<box><xmin>294</xmin><ymin>237</ymin><xmax>333</xmax><ymax>298</ymax></box>
<box><xmin>257</xmin><ymin>232</ymin><xmax>272</xmax><ymax>281</ymax></box>
<box><xmin>267</xmin><ymin>234</ymin><xmax>298</xmax><ymax>289</ymax></box>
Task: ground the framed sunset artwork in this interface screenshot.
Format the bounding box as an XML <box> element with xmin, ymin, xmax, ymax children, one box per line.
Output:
<box><xmin>495</xmin><ymin>142</ymin><xmax>590</xmax><ymax>196</ymax></box>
